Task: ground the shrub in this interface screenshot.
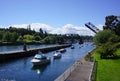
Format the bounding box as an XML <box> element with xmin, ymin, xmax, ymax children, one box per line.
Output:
<box><xmin>93</xmin><ymin>30</ymin><xmax>116</xmax><ymax>45</ymax></box>
<box><xmin>97</xmin><ymin>42</ymin><xmax>120</xmax><ymax>59</ymax></box>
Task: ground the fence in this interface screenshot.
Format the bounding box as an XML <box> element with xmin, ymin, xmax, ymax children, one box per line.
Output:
<box><xmin>89</xmin><ymin>60</ymin><xmax>97</xmax><ymax>81</ymax></box>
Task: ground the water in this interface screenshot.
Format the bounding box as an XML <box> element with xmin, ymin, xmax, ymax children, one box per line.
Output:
<box><xmin>0</xmin><ymin>44</ymin><xmax>57</xmax><ymax>53</ymax></box>
<box><xmin>0</xmin><ymin>42</ymin><xmax>95</xmax><ymax>81</ymax></box>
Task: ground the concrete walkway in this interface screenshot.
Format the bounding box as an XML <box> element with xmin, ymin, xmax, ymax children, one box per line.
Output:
<box><xmin>65</xmin><ymin>58</ymin><xmax>94</xmax><ymax>81</ymax></box>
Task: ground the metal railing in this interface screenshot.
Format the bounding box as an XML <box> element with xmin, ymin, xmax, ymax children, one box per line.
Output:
<box><xmin>89</xmin><ymin>60</ymin><xmax>97</xmax><ymax>81</ymax></box>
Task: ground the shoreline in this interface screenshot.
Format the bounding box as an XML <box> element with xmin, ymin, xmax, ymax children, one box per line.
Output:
<box><xmin>55</xmin><ymin>48</ymin><xmax>96</xmax><ymax>81</ymax></box>
<box><xmin>0</xmin><ymin>42</ymin><xmax>42</xmax><ymax>46</ymax></box>
<box><xmin>0</xmin><ymin>44</ymin><xmax>71</xmax><ymax>63</ymax></box>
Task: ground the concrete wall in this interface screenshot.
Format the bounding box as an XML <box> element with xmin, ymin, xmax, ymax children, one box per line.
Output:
<box><xmin>0</xmin><ymin>44</ymin><xmax>71</xmax><ymax>62</ymax></box>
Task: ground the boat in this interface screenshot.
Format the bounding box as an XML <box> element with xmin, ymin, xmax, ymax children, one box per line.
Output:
<box><xmin>53</xmin><ymin>51</ymin><xmax>62</xmax><ymax>59</ymax></box>
<box><xmin>59</xmin><ymin>48</ymin><xmax>66</xmax><ymax>53</ymax></box>
<box><xmin>71</xmin><ymin>45</ymin><xmax>74</xmax><ymax>49</ymax></box>
<box><xmin>31</xmin><ymin>53</ymin><xmax>50</xmax><ymax>66</ymax></box>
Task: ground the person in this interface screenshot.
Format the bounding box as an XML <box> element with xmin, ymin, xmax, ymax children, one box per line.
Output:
<box><xmin>23</xmin><ymin>43</ymin><xmax>27</xmax><ymax>51</ymax></box>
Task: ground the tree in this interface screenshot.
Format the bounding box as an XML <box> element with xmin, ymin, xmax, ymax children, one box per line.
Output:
<box><xmin>39</xmin><ymin>28</ymin><xmax>45</xmax><ymax>38</ymax></box>
<box><xmin>2</xmin><ymin>32</ymin><xmax>12</xmax><ymax>42</ymax></box>
<box><xmin>11</xmin><ymin>32</ymin><xmax>19</xmax><ymax>42</ymax></box>
<box><xmin>44</xmin><ymin>31</ymin><xmax>48</xmax><ymax>37</ymax></box>
<box><xmin>97</xmin><ymin>42</ymin><xmax>120</xmax><ymax>59</ymax></box>
<box><xmin>103</xmin><ymin>15</ymin><xmax>120</xmax><ymax>36</ymax></box>
<box><xmin>23</xmin><ymin>34</ymin><xmax>34</xmax><ymax>42</ymax></box>
<box><xmin>34</xmin><ymin>36</ymin><xmax>42</xmax><ymax>41</ymax></box>
<box><xmin>94</xmin><ymin>29</ymin><xmax>120</xmax><ymax>59</ymax></box>
<box><xmin>93</xmin><ymin>30</ymin><xmax>116</xmax><ymax>45</ymax></box>
<box><xmin>17</xmin><ymin>36</ymin><xmax>24</xmax><ymax>42</ymax></box>
<box><xmin>39</xmin><ymin>28</ymin><xmax>43</xmax><ymax>34</ymax></box>
<box><xmin>0</xmin><ymin>31</ymin><xmax>3</xmax><ymax>42</ymax></box>
<box><xmin>41</xmin><ymin>36</ymin><xmax>56</xmax><ymax>44</ymax></box>
<box><xmin>104</xmin><ymin>15</ymin><xmax>117</xmax><ymax>29</ymax></box>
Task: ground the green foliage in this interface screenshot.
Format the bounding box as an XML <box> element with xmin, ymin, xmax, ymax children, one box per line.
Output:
<box><xmin>93</xmin><ymin>52</ymin><xmax>120</xmax><ymax>81</ymax></box>
<box><xmin>11</xmin><ymin>32</ymin><xmax>19</xmax><ymax>42</ymax></box>
<box><xmin>93</xmin><ymin>28</ymin><xmax>120</xmax><ymax>59</ymax></box>
<box><xmin>2</xmin><ymin>32</ymin><xmax>12</xmax><ymax>42</ymax></box>
<box><xmin>0</xmin><ymin>27</ymin><xmax>91</xmax><ymax>44</ymax></box>
<box><xmin>0</xmin><ymin>31</ymin><xmax>4</xmax><ymax>41</ymax></box>
<box><xmin>41</xmin><ymin>36</ymin><xmax>56</xmax><ymax>44</ymax></box>
<box><xmin>34</xmin><ymin>36</ymin><xmax>42</xmax><ymax>41</ymax></box>
<box><xmin>23</xmin><ymin>34</ymin><xmax>34</xmax><ymax>42</ymax></box>
<box><xmin>97</xmin><ymin>42</ymin><xmax>120</xmax><ymax>59</ymax></box>
<box><xmin>104</xmin><ymin>15</ymin><xmax>117</xmax><ymax>28</ymax></box>
<box><xmin>92</xmin><ymin>15</ymin><xmax>120</xmax><ymax>80</ymax></box>
<box><xmin>9</xmin><ymin>27</ymin><xmax>35</xmax><ymax>36</ymax></box>
<box><xmin>103</xmin><ymin>15</ymin><xmax>120</xmax><ymax>36</ymax></box>
<box><xmin>93</xmin><ymin>30</ymin><xmax>116</xmax><ymax>45</ymax></box>
<box><xmin>17</xmin><ymin>36</ymin><xmax>24</xmax><ymax>42</ymax></box>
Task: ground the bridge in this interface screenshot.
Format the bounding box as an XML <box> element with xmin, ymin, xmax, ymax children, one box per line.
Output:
<box><xmin>85</xmin><ymin>22</ymin><xmax>100</xmax><ymax>33</ymax></box>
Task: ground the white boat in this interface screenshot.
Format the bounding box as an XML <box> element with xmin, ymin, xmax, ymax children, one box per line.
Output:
<box><xmin>53</xmin><ymin>52</ymin><xmax>62</xmax><ymax>59</ymax></box>
<box><xmin>31</xmin><ymin>53</ymin><xmax>50</xmax><ymax>66</ymax></box>
<box><xmin>59</xmin><ymin>48</ymin><xmax>66</xmax><ymax>53</ymax></box>
<box><xmin>71</xmin><ymin>45</ymin><xmax>74</xmax><ymax>49</ymax></box>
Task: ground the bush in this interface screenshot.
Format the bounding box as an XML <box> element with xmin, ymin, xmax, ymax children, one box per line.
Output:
<box><xmin>93</xmin><ymin>30</ymin><xmax>116</xmax><ymax>45</ymax></box>
<box><xmin>97</xmin><ymin>42</ymin><xmax>120</xmax><ymax>59</ymax></box>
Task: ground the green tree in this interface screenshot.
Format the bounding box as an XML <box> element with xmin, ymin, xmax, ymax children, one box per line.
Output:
<box><xmin>11</xmin><ymin>32</ymin><xmax>19</xmax><ymax>42</ymax></box>
<box><xmin>93</xmin><ymin>30</ymin><xmax>116</xmax><ymax>45</ymax></box>
<box><xmin>104</xmin><ymin>15</ymin><xmax>117</xmax><ymax>29</ymax></box>
<box><xmin>0</xmin><ymin>31</ymin><xmax>4</xmax><ymax>42</ymax></box>
<box><xmin>39</xmin><ymin>28</ymin><xmax>45</xmax><ymax>38</ymax></box>
<box><xmin>2</xmin><ymin>32</ymin><xmax>12</xmax><ymax>42</ymax></box>
<box><xmin>94</xmin><ymin>29</ymin><xmax>120</xmax><ymax>59</ymax></box>
<box><xmin>39</xmin><ymin>28</ymin><xmax>43</xmax><ymax>34</ymax></box>
<box><xmin>34</xmin><ymin>36</ymin><xmax>42</xmax><ymax>41</ymax></box>
<box><xmin>17</xmin><ymin>36</ymin><xmax>24</xmax><ymax>42</ymax></box>
<box><xmin>103</xmin><ymin>15</ymin><xmax>120</xmax><ymax>36</ymax></box>
<box><xmin>44</xmin><ymin>31</ymin><xmax>48</xmax><ymax>37</ymax></box>
<box><xmin>41</xmin><ymin>36</ymin><xmax>56</xmax><ymax>44</ymax></box>
<box><xmin>23</xmin><ymin>34</ymin><xmax>34</xmax><ymax>42</ymax></box>
<box><xmin>97</xmin><ymin>42</ymin><xmax>120</xmax><ymax>59</ymax></box>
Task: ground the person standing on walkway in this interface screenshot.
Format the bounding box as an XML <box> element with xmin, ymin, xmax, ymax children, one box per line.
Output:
<box><xmin>23</xmin><ymin>43</ymin><xmax>27</xmax><ymax>51</ymax></box>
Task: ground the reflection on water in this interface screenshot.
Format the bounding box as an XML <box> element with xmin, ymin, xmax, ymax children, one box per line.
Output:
<box><xmin>31</xmin><ymin>65</ymin><xmax>48</xmax><ymax>74</ymax></box>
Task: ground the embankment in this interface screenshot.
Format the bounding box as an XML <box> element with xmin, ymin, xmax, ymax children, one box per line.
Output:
<box><xmin>0</xmin><ymin>44</ymin><xmax>71</xmax><ymax>62</ymax></box>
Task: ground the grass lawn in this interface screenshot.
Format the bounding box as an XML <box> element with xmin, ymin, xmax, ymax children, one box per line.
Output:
<box><xmin>93</xmin><ymin>50</ymin><xmax>120</xmax><ymax>81</ymax></box>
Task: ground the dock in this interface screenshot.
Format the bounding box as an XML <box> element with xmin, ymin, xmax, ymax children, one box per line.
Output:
<box><xmin>0</xmin><ymin>44</ymin><xmax>71</xmax><ymax>62</ymax></box>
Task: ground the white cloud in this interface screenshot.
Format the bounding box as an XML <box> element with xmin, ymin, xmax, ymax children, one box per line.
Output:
<box><xmin>4</xmin><ymin>23</ymin><xmax>103</xmax><ymax>36</ymax></box>
<box><xmin>50</xmin><ymin>24</ymin><xmax>102</xmax><ymax>36</ymax></box>
<box><xmin>97</xmin><ymin>24</ymin><xmax>103</xmax><ymax>30</ymax></box>
<box><xmin>9</xmin><ymin>23</ymin><xmax>54</xmax><ymax>33</ymax></box>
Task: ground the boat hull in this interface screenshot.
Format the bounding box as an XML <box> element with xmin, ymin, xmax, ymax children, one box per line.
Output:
<box><xmin>31</xmin><ymin>58</ymin><xmax>50</xmax><ymax>66</ymax></box>
<box><xmin>53</xmin><ymin>55</ymin><xmax>61</xmax><ymax>59</ymax></box>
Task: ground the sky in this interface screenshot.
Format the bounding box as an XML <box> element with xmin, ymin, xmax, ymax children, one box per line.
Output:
<box><xmin>0</xmin><ymin>0</ymin><xmax>120</xmax><ymax>35</ymax></box>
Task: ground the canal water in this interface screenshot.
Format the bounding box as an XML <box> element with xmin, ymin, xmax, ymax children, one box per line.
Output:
<box><xmin>0</xmin><ymin>42</ymin><xmax>95</xmax><ymax>81</ymax></box>
<box><xmin>0</xmin><ymin>44</ymin><xmax>57</xmax><ymax>53</ymax></box>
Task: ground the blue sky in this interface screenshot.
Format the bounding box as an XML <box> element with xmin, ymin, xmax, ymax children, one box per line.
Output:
<box><xmin>0</xmin><ymin>0</ymin><xmax>120</xmax><ymax>35</ymax></box>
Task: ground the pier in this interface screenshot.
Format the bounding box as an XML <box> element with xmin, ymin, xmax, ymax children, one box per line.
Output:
<box><xmin>0</xmin><ymin>44</ymin><xmax>71</xmax><ymax>62</ymax></box>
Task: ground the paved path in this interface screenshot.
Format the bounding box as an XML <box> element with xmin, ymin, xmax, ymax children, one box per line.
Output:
<box><xmin>65</xmin><ymin>58</ymin><xmax>94</xmax><ymax>81</ymax></box>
